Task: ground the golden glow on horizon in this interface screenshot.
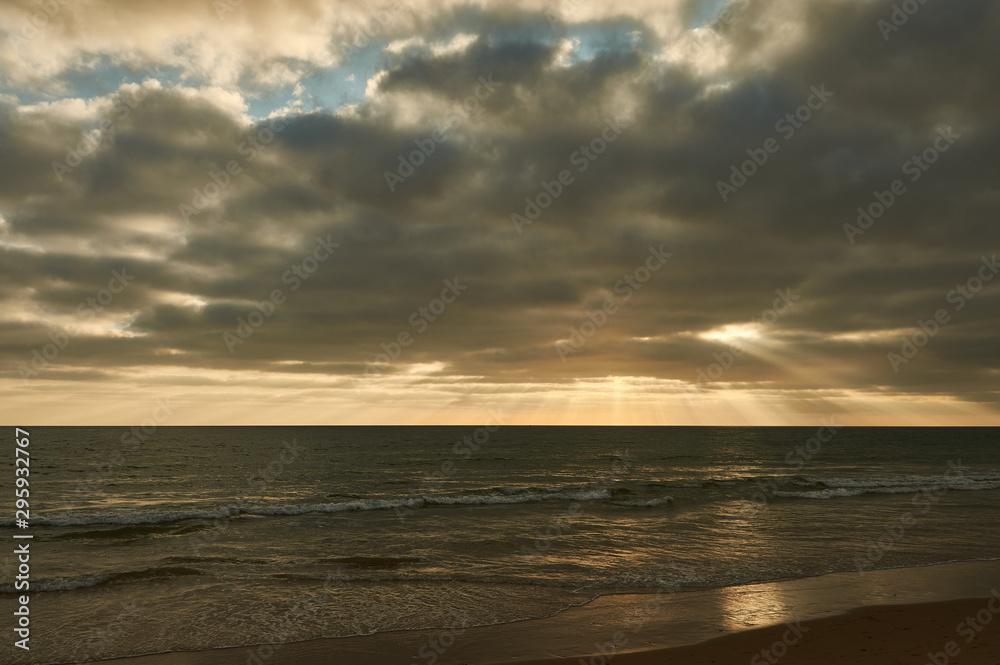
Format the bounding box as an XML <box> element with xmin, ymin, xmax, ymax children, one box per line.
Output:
<box><xmin>1</xmin><ymin>366</ymin><xmax>997</xmax><ymax>426</ymax></box>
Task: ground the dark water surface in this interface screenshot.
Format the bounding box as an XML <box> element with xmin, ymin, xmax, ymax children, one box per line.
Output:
<box><xmin>4</xmin><ymin>426</ymin><xmax>998</xmax><ymax>663</ymax></box>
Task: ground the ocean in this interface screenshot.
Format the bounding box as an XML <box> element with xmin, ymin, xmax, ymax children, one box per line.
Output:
<box><xmin>5</xmin><ymin>426</ymin><xmax>1000</xmax><ymax>664</ymax></box>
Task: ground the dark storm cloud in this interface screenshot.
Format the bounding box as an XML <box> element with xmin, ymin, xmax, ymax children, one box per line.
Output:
<box><xmin>0</xmin><ymin>0</ymin><xmax>997</xmax><ymax>413</ymax></box>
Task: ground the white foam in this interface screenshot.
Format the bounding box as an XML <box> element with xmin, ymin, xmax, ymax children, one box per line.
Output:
<box><xmin>14</xmin><ymin>489</ymin><xmax>620</xmax><ymax>527</ymax></box>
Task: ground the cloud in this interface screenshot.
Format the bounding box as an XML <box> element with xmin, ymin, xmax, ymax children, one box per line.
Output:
<box><xmin>1</xmin><ymin>0</ymin><xmax>998</xmax><ymax>423</ymax></box>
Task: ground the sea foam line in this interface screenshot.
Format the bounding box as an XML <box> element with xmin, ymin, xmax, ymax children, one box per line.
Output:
<box><xmin>7</xmin><ymin>489</ymin><xmax>625</xmax><ymax>527</ymax></box>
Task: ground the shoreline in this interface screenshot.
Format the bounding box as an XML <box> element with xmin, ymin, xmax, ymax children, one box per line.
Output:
<box><xmin>88</xmin><ymin>559</ymin><xmax>1000</xmax><ymax>665</ymax></box>
<box><xmin>513</xmin><ymin>595</ymin><xmax>1000</xmax><ymax>665</ymax></box>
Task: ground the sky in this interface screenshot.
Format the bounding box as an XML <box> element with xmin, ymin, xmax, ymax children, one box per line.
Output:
<box><xmin>0</xmin><ymin>0</ymin><xmax>998</xmax><ymax>425</ymax></box>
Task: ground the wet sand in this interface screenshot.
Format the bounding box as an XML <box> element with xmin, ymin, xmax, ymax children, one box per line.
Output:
<box><xmin>517</xmin><ymin>596</ymin><xmax>1000</xmax><ymax>665</ymax></box>
<box><xmin>95</xmin><ymin>560</ymin><xmax>1000</xmax><ymax>665</ymax></box>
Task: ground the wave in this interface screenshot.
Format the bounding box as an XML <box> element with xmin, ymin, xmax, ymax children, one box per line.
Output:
<box><xmin>10</xmin><ymin>473</ymin><xmax>997</xmax><ymax>529</ymax></box>
<box><xmin>0</xmin><ymin>566</ymin><xmax>205</xmax><ymax>593</ymax></box>
<box><xmin>327</xmin><ymin>556</ymin><xmax>422</xmax><ymax>569</ymax></box>
<box><xmin>649</xmin><ymin>473</ymin><xmax>1000</xmax><ymax>492</ymax></box>
<box><xmin>644</xmin><ymin>475</ymin><xmax>821</xmax><ymax>489</ymax></box>
<box><xmin>809</xmin><ymin>473</ymin><xmax>1000</xmax><ymax>488</ymax></box>
<box><xmin>162</xmin><ymin>555</ymin><xmax>272</xmax><ymax>566</ymax></box>
<box><xmin>635</xmin><ymin>471</ymin><xmax>1000</xmax><ymax>499</ymax></box>
<box><xmin>426</xmin><ymin>489</ymin><xmax>613</xmax><ymax>506</ymax></box>
<box><xmin>611</xmin><ymin>497</ymin><xmax>675</xmax><ymax>507</ymax></box>
<box><xmin>225</xmin><ymin>568</ymin><xmax>699</xmax><ymax>590</ymax></box>
<box><xmin>4</xmin><ymin>488</ymin><xmax>663</xmax><ymax>528</ymax></box>
<box><xmin>49</xmin><ymin>523</ymin><xmax>208</xmax><ymax>540</ymax></box>
<box><xmin>775</xmin><ymin>474</ymin><xmax>1000</xmax><ymax>500</ymax></box>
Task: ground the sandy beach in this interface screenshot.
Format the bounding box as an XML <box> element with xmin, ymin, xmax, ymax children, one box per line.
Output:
<box><xmin>94</xmin><ymin>561</ymin><xmax>1000</xmax><ymax>665</ymax></box>
<box><xmin>92</xmin><ymin>597</ymin><xmax>1000</xmax><ymax>665</ymax></box>
<box><xmin>517</xmin><ymin>597</ymin><xmax>1000</xmax><ymax>665</ymax></box>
